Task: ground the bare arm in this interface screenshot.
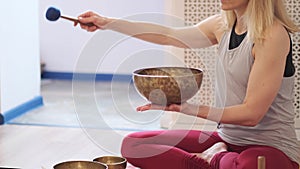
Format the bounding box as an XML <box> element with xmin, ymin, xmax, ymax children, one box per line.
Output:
<box><xmin>138</xmin><ymin>21</ymin><xmax>290</xmax><ymax>127</ymax></box>
<box><xmin>77</xmin><ymin>11</ymin><xmax>223</xmax><ymax>48</ymax></box>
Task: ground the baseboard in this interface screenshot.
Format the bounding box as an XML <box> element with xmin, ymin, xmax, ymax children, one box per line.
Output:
<box><xmin>42</xmin><ymin>71</ymin><xmax>132</xmax><ymax>82</ymax></box>
<box><xmin>0</xmin><ymin>96</ymin><xmax>44</xmax><ymax>124</ymax></box>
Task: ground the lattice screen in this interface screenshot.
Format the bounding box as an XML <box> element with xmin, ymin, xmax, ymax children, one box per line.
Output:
<box><xmin>183</xmin><ymin>0</ymin><xmax>300</xmax><ymax>119</ymax></box>
<box><xmin>288</xmin><ymin>0</ymin><xmax>300</xmax><ymax>119</ymax></box>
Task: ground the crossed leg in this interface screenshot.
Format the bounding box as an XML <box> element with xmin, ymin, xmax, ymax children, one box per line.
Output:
<box><xmin>121</xmin><ymin>130</ymin><xmax>299</xmax><ymax>169</ymax></box>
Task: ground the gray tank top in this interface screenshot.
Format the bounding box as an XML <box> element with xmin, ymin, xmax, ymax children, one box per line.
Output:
<box><xmin>216</xmin><ymin>30</ymin><xmax>300</xmax><ymax>164</ymax></box>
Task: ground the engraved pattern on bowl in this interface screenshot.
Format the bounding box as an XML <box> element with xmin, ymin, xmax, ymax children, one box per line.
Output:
<box><xmin>133</xmin><ymin>67</ymin><xmax>203</xmax><ymax>105</ymax></box>
<box><xmin>53</xmin><ymin>161</ymin><xmax>108</xmax><ymax>169</ymax></box>
<box><xmin>93</xmin><ymin>156</ymin><xmax>127</xmax><ymax>169</ymax></box>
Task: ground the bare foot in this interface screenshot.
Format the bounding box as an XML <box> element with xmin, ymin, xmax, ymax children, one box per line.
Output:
<box><xmin>195</xmin><ymin>142</ymin><xmax>227</xmax><ymax>164</ymax></box>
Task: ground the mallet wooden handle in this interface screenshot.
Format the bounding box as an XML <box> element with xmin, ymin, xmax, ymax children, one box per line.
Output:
<box><xmin>60</xmin><ymin>15</ymin><xmax>95</xmax><ymax>27</ymax></box>
<box><xmin>257</xmin><ymin>156</ymin><xmax>266</xmax><ymax>169</ymax></box>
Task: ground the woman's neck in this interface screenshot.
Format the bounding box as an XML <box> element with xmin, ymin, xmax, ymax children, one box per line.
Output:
<box><xmin>234</xmin><ymin>6</ymin><xmax>247</xmax><ymax>34</ymax></box>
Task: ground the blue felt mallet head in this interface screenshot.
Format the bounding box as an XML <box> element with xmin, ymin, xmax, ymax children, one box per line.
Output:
<box><xmin>45</xmin><ymin>7</ymin><xmax>61</xmax><ymax>21</ymax></box>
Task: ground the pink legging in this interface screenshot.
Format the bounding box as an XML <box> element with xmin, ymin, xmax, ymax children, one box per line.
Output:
<box><xmin>121</xmin><ymin>130</ymin><xmax>299</xmax><ymax>169</ymax></box>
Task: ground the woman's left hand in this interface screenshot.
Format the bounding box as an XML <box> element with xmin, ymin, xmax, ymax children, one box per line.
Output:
<box><xmin>136</xmin><ymin>102</ymin><xmax>199</xmax><ymax>115</ymax></box>
<box><xmin>136</xmin><ymin>103</ymin><xmax>181</xmax><ymax>112</ymax></box>
<box><xmin>137</xmin><ymin>102</ymin><xmax>213</xmax><ymax>121</ymax></box>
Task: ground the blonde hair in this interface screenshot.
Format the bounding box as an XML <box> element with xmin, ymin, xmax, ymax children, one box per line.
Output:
<box><xmin>222</xmin><ymin>0</ymin><xmax>299</xmax><ymax>43</ymax></box>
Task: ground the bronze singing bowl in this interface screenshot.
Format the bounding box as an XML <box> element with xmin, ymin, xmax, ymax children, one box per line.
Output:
<box><xmin>93</xmin><ymin>156</ymin><xmax>127</xmax><ymax>169</ymax></box>
<box><xmin>53</xmin><ymin>161</ymin><xmax>108</xmax><ymax>169</ymax></box>
<box><xmin>133</xmin><ymin>67</ymin><xmax>203</xmax><ymax>105</ymax></box>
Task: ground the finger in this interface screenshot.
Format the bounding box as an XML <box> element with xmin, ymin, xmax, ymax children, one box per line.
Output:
<box><xmin>87</xmin><ymin>26</ymin><xmax>98</xmax><ymax>32</ymax></box>
<box><xmin>80</xmin><ymin>24</ymin><xmax>88</xmax><ymax>30</ymax></box>
<box><xmin>79</xmin><ymin>14</ymin><xmax>100</xmax><ymax>25</ymax></box>
<box><xmin>136</xmin><ymin>106</ymin><xmax>149</xmax><ymax>112</ymax></box>
<box><xmin>138</xmin><ymin>104</ymin><xmax>169</xmax><ymax>112</ymax></box>
<box><xmin>149</xmin><ymin>104</ymin><xmax>168</xmax><ymax>110</ymax></box>
<box><xmin>74</xmin><ymin>21</ymin><xmax>79</xmax><ymax>27</ymax></box>
<box><xmin>78</xmin><ymin>17</ymin><xmax>92</xmax><ymax>24</ymax></box>
<box><xmin>79</xmin><ymin>23</ymin><xmax>95</xmax><ymax>30</ymax></box>
<box><xmin>78</xmin><ymin>11</ymin><xmax>94</xmax><ymax>18</ymax></box>
<box><xmin>136</xmin><ymin>104</ymin><xmax>152</xmax><ymax>111</ymax></box>
<box><xmin>167</xmin><ymin>104</ymin><xmax>181</xmax><ymax>112</ymax></box>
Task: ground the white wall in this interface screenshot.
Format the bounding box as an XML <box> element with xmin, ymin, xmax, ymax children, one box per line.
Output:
<box><xmin>40</xmin><ymin>0</ymin><xmax>185</xmax><ymax>75</ymax></box>
<box><xmin>0</xmin><ymin>0</ymin><xmax>40</xmax><ymax>113</ymax></box>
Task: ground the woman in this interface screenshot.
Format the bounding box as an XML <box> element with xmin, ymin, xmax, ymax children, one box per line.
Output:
<box><xmin>77</xmin><ymin>0</ymin><xmax>300</xmax><ymax>168</ymax></box>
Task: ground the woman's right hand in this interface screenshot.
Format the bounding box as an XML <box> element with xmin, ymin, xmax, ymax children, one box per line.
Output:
<box><xmin>75</xmin><ymin>11</ymin><xmax>111</xmax><ymax>32</ymax></box>
<box><xmin>137</xmin><ymin>102</ymin><xmax>198</xmax><ymax>116</ymax></box>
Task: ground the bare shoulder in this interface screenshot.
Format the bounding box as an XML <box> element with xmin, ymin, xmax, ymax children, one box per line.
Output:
<box><xmin>265</xmin><ymin>20</ymin><xmax>290</xmax><ymax>42</ymax></box>
<box><xmin>259</xmin><ymin>20</ymin><xmax>290</xmax><ymax>51</ymax></box>
<box><xmin>253</xmin><ymin>20</ymin><xmax>290</xmax><ymax>60</ymax></box>
<box><xmin>196</xmin><ymin>14</ymin><xmax>226</xmax><ymax>45</ymax></box>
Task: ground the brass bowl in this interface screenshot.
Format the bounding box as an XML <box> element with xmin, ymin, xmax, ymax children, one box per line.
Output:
<box><xmin>53</xmin><ymin>161</ymin><xmax>108</xmax><ymax>169</ymax></box>
<box><xmin>93</xmin><ymin>156</ymin><xmax>127</xmax><ymax>169</ymax></box>
<box><xmin>133</xmin><ymin>67</ymin><xmax>203</xmax><ymax>105</ymax></box>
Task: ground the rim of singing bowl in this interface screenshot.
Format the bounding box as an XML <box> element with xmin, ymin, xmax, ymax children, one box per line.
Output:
<box><xmin>132</xmin><ymin>66</ymin><xmax>203</xmax><ymax>78</ymax></box>
<box><xmin>53</xmin><ymin>160</ymin><xmax>108</xmax><ymax>169</ymax></box>
<box><xmin>93</xmin><ymin>156</ymin><xmax>127</xmax><ymax>165</ymax></box>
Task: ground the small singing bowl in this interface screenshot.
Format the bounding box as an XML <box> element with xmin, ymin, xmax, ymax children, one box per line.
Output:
<box><xmin>53</xmin><ymin>160</ymin><xmax>108</xmax><ymax>169</ymax></box>
<box><xmin>93</xmin><ymin>156</ymin><xmax>127</xmax><ymax>169</ymax></box>
<box><xmin>133</xmin><ymin>67</ymin><xmax>203</xmax><ymax>105</ymax></box>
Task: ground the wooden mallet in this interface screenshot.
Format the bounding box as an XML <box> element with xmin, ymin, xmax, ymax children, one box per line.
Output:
<box><xmin>257</xmin><ymin>156</ymin><xmax>266</xmax><ymax>169</ymax></box>
<box><xmin>45</xmin><ymin>7</ymin><xmax>95</xmax><ymax>27</ymax></box>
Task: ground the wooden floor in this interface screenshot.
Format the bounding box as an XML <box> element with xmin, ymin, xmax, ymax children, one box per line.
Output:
<box><xmin>1</xmin><ymin>124</ymin><xmax>300</xmax><ymax>169</ymax></box>
<box><xmin>0</xmin><ymin>124</ymin><xmax>137</xmax><ymax>169</ymax></box>
<box><xmin>2</xmin><ymin>80</ymin><xmax>299</xmax><ymax>168</ymax></box>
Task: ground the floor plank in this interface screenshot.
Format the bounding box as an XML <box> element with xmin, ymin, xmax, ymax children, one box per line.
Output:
<box><xmin>0</xmin><ymin>124</ymin><xmax>136</xmax><ymax>169</ymax></box>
